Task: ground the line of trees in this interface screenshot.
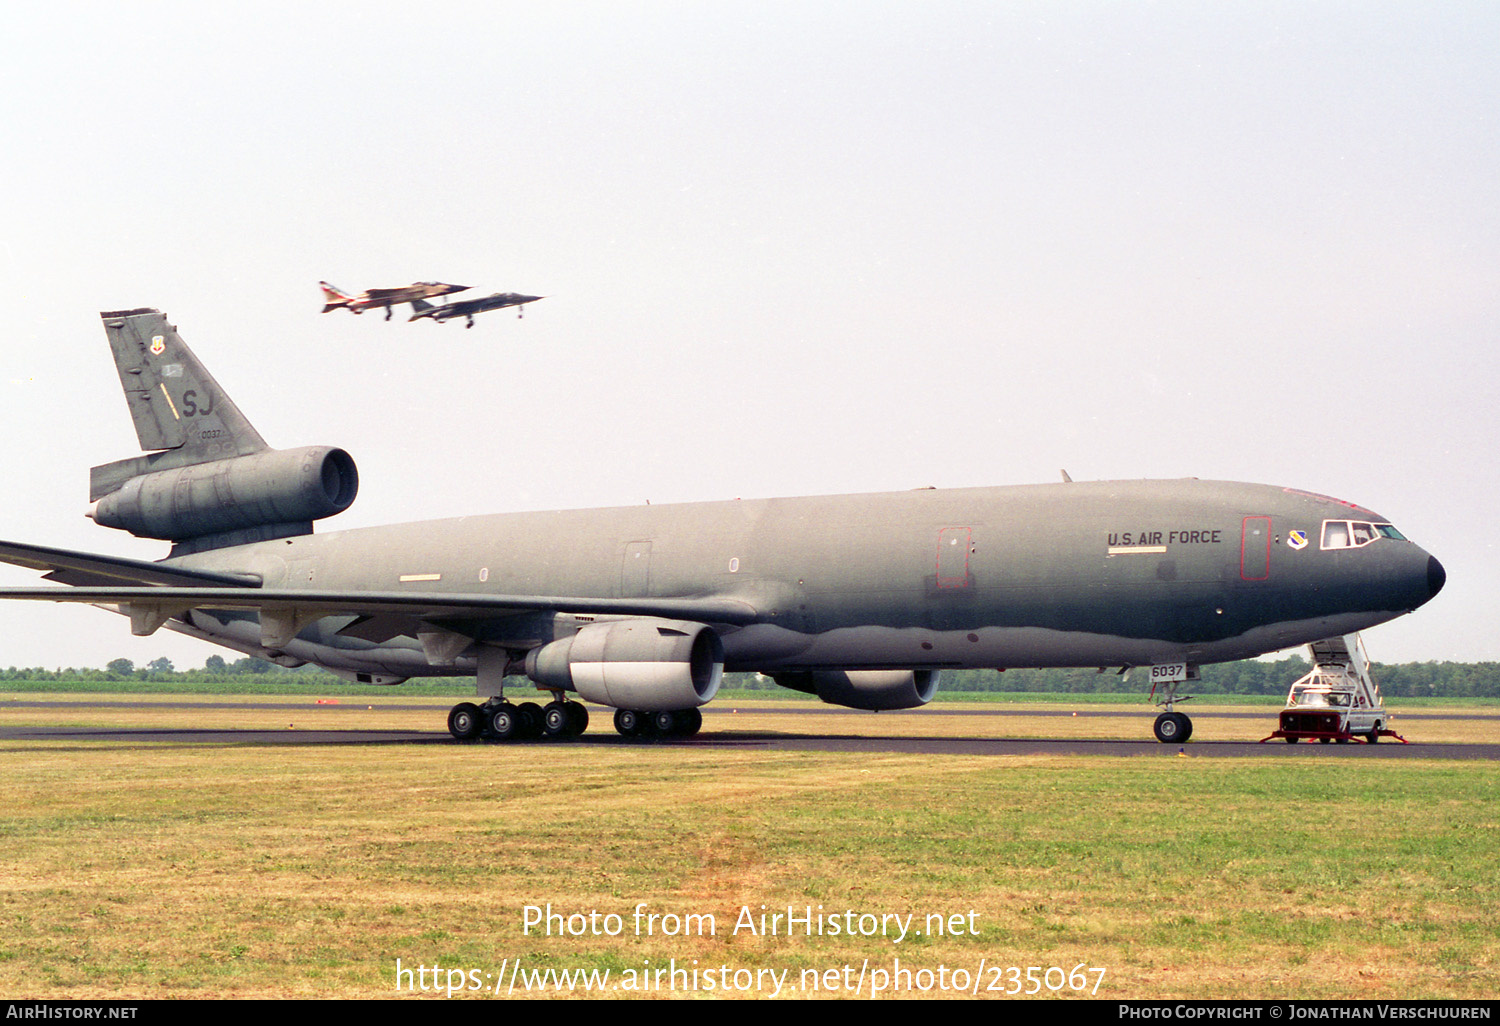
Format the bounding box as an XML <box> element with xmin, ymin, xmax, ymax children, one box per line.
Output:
<box><xmin>3</xmin><ymin>656</ymin><xmax>1499</xmax><ymax>697</ymax></box>
<box><xmin>2</xmin><ymin>654</ymin><xmax>290</xmax><ymax>683</ymax></box>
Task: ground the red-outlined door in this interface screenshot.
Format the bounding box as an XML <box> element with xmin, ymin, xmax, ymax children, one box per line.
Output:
<box><xmin>1240</xmin><ymin>516</ymin><xmax>1271</xmax><ymax>581</ymax></box>
<box><xmin>936</xmin><ymin>527</ymin><xmax>972</xmax><ymax>588</ymax></box>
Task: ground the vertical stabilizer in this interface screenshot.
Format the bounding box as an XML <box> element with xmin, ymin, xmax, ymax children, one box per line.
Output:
<box><xmin>91</xmin><ymin>309</ymin><xmax>269</xmax><ymax>500</ymax></box>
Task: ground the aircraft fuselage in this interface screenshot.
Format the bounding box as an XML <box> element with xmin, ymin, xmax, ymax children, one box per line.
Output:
<box><xmin>166</xmin><ymin>478</ymin><xmax>1442</xmax><ymax>682</ymax></box>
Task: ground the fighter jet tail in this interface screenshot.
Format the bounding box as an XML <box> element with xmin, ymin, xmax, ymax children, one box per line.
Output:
<box><xmin>408</xmin><ymin>298</ymin><xmax>435</xmax><ymax>320</ymax></box>
<box><xmin>319</xmin><ymin>281</ymin><xmax>354</xmax><ymax>313</ymax></box>
<box><xmin>87</xmin><ymin>309</ymin><xmax>358</xmax><ymax>555</ymax></box>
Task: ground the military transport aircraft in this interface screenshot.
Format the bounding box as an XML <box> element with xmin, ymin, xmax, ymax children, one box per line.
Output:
<box><xmin>0</xmin><ymin>310</ymin><xmax>1445</xmax><ymax>744</ymax></box>
<box><xmin>319</xmin><ymin>281</ymin><xmax>470</xmax><ymax>320</ymax></box>
<box><xmin>409</xmin><ymin>292</ymin><xmax>543</xmax><ymax>328</ymax></box>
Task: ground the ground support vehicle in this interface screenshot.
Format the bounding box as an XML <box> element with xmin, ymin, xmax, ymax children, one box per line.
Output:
<box><xmin>1261</xmin><ymin>635</ymin><xmax>1407</xmax><ymax>744</ymax></box>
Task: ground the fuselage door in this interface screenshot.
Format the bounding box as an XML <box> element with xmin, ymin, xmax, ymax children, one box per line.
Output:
<box><xmin>1240</xmin><ymin>516</ymin><xmax>1271</xmax><ymax>581</ymax></box>
<box><xmin>621</xmin><ymin>541</ymin><xmax>652</xmax><ymax>598</ymax></box>
<box><xmin>936</xmin><ymin>527</ymin><xmax>972</xmax><ymax>588</ymax></box>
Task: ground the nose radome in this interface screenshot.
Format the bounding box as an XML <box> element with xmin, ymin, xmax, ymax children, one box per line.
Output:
<box><xmin>1427</xmin><ymin>555</ymin><xmax>1446</xmax><ymax>600</ymax></box>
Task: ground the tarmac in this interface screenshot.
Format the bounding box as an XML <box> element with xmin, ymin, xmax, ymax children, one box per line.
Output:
<box><xmin>3</xmin><ymin>699</ymin><xmax>1497</xmax><ymax>759</ymax></box>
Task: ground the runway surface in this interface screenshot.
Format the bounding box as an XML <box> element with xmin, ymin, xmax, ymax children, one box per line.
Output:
<box><xmin>4</xmin><ymin>699</ymin><xmax>1497</xmax><ymax>759</ymax></box>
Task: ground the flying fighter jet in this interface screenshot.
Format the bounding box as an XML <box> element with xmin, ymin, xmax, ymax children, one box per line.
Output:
<box><xmin>409</xmin><ymin>292</ymin><xmax>543</xmax><ymax>328</ymax></box>
<box><xmin>319</xmin><ymin>281</ymin><xmax>470</xmax><ymax>320</ymax></box>
<box><xmin>0</xmin><ymin>309</ymin><xmax>1446</xmax><ymax>744</ymax></box>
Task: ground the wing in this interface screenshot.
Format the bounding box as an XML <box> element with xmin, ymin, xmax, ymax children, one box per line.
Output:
<box><xmin>0</xmin><ymin>583</ymin><xmax>759</xmax><ymax>648</ymax></box>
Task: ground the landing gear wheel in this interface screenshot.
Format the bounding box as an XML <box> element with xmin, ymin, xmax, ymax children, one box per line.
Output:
<box><xmin>651</xmin><ymin>710</ymin><xmax>680</xmax><ymax>736</ymax></box>
<box><xmin>678</xmin><ymin>707</ymin><xmax>703</xmax><ymax>737</ymax></box>
<box><xmin>542</xmin><ymin>701</ymin><xmax>576</xmax><ymax>738</ymax></box>
<box><xmin>566</xmin><ymin>701</ymin><xmax>589</xmax><ymax>734</ymax></box>
<box><xmin>486</xmin><ymin>703</ymin><xmax>519</xmax><ymax>741</ymax></box>
<box><xmin>614</xmin><ymin>708</ymin><xmax>646</xmax><ymax>737</ymax></box>
<box><xmin>448</xmin><ymin>702</ymin><xmax>482</xmax><ymax>741</ymax></box>
<box><xmin>517</xmin><ymin>702</ymin><xmax>544</xmax><ymax>739</ymax></box>
<box><xmin>1152</xmin><ymin>712</ymin><xmax>1189</xmax><ymax>743</ymax></box>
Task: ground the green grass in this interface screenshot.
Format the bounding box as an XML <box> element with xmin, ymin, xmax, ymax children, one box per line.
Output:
<box><xmin>0</xmin><ymin>708</ymin><xmax>1495</xmax><ymax>999</ymax></box>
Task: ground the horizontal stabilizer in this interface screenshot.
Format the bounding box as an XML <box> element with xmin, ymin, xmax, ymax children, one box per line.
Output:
<box><xmin>0</xmin><ymin>540</ymin><xmax>261</xmax><ymax>589</ymax></box>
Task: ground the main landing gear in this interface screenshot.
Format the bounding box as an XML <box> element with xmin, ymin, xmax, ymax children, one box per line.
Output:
<box><xmin>447</xmin><ymin>699</ymin><xmax>589</xmax><ymax>741</ymax></box>
<box><xmin>613</xmin><ymin>707</ymin><xmax>703</xmax><ymax>738</ymax></box>
<box><xmin>445</xmin><ymin>698</ymin><xmax>703</xmax><ymax>741</ymax></box>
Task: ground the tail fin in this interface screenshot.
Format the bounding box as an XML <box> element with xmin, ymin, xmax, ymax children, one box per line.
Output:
<box><xmin>319</xmin><ymin>281</ymin><xmax>353</xmax><ymax>313</ymax></box>
<box><xmin>90</xmin><ymin>309</ymin><xmax>267</xmax><ymax>501</ymax></box>
<box><xmin>408</xmin><ymin>298</ymin><xmax>433</xmax><ymax>319</ymax></box>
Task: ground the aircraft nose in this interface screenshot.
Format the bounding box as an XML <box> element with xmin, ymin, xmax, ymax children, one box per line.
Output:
<box><xmin>1427</xmin><ymin>554</ymin><xmax>1446</xmax><ymax>601</ymax></box>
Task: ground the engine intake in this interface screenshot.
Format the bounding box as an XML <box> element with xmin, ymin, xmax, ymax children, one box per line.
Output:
<box><xmin>524</xmin><ymin>619</ymin><xmax>723</xmax><ymax>711</ymax></box>
<box><xmin>89</xmin><ymin>445</ymin><xmax>358</xmax><ymax>545</ymax></box>
<box><xmin>772</xmin><ymin>669</ymin><xmax>940</xmax><ymax>710</ymax></box>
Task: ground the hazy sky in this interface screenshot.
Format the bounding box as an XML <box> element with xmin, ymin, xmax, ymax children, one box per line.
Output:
<box><xmin>1</xmin><ymin>2</ymin><xmax>1496</xmax><ymax>669</ymax></box>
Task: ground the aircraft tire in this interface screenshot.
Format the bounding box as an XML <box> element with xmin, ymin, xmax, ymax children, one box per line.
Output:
<box><xmin>486</xmin><ymin>703</ymin><xmax>520</xmax><ymax>741</ymax></box>
<box><xmin>1152</xmin><ymin>712</ymin><xmax>1187</xmax><ymax>744</ymax></box>
<box><xmin>517</xmin><ymin>702</ymin><xmax>544</xmax><ymax>739</ymax></box>
<box><xmin>542</xmin><ymin>701</ymin><xmax>575</xmax><ymax>738</ymax></box>
<box><xmin>1176</xmin><ymin>714</ymin><xmax>1193</xmax><ymax>742</ymax></box>
<box><xmin>678</xmin><ymin>708</ymin><xmax>703</xmax><ymax>737</ymax></box>
<box><xmin>567</xmin><ymin>701</ymin><xmax>589</xmax><ymax>734</ymax></box>
<box><xmin>651</xmin><ymin>710</ymin><xmax>680</xmax><ymax>736</ymax></box>
<box><xmin>614</xmin><ymin>708</ymin><xmax>646</xmax><ymax>738</ymax></box>
<box><xmin>448</xmin><ymin>702</ymin><xmax>483</xmax><ymax>741</ymax></box>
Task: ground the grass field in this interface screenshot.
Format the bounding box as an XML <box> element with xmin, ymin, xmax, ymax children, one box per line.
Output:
<box><xmin>0</xmin><ymin>695</ymin><xmax>1496</xmax><ymax>999</ymax></box>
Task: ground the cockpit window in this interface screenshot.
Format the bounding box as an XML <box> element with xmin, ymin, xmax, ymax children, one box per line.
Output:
<box><xmin>1321</xmin><ymin>520</ymin><xmax>1405</xmax><ymax>549</ymax></box>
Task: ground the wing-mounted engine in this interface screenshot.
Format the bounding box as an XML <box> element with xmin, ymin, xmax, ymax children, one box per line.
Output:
<box><xmin>772</xmin><ymin>669</ymin><xmax>939</xmax><ymax>710</ymax></box>
<box><xmin>88</xmin><ymin>309</ymin><xmax>359</xmax><ymax>555</ymax></box>
<box><xmin>524</xmin><ymin>618</ymin><xmax>723</xmax><ymax>711</ymax></box>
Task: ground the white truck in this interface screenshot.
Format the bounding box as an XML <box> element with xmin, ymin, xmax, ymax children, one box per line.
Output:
<box><xmin>1264</xmin><ymin>635</ymin><xmax>1405</xmax><ymax>744</ymax></box>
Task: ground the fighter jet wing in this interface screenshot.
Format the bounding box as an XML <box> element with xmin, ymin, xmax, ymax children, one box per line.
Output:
<box><xmin>0</xmin><ymin>540</ymin><xmax>260</xmax><ymax>588</ymax></box>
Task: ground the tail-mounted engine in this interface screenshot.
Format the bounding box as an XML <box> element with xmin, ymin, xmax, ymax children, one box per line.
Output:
<box><xmin>89</xmin><ymin>308</ymin><xmax>359</xmax><ymax>555</ymax></box>
<box><xmin>772</xmin><ymin>669</ymin><xmax>940</xmax><ymax>710</ymax></box>
<box><xmin>89</xmin><ymin>445</ymin><xmax>358</xmax><ymax>552</ymax></box>
<box><xmin>524</xmin><ymin>618</ymin><xmax>723</xmax><ymax>711</ymax></box>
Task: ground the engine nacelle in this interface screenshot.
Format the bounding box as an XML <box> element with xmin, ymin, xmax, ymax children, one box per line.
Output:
<box><xmin>90</xmin><ymin>446</ymin><xmax>358</xmax><ymax>543</ymax></box>
<box><xmin>772</xmin><ymin>669</ymin><xmax>940</xmax><ymax>710</ymax></box>
<box><xmin>524</xmin><ymin>619</ymin><xmax>723</xmax><ymax>710</ymax></box>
